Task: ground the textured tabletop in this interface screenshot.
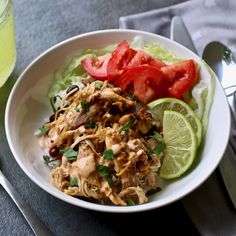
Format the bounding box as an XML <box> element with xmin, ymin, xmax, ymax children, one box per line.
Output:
<box><xmin>0</xmin><ymin>1</ymin><xmax>200</xmax><ymax>235</ymax></box>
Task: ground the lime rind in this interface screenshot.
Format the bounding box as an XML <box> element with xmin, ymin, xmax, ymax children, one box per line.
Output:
<box><xmin>159</xmin><ymin>110</ymin><xmax>197</xmax><ymax>179</ymax></box>
<box><xmin>147</xmin><ymin>97</ymin><xmax>202</xmax><ymax>147</ymax></box>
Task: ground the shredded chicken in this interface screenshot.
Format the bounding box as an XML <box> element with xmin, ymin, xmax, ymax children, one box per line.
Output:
<box><xmin>39</xmin><ymin>81</ymin><xmax>162</xmax><ymax>206</ymax></box>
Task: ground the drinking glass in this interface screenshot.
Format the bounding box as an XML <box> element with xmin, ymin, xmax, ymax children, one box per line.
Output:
<box><xmin>0</xmin><ymin>0</ymin><xmax>16</xmax><ymax>87</ymax></box>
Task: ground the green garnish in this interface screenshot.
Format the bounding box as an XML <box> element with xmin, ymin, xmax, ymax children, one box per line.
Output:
<box><xmin>43</xmin><ymin>155</ymin><xmax>57</xmax><ymax>164</ymax></box>
<box><xmin>80</xmin><ymin>100</ymin><xmax>89</xmax><ymax>114</ymax></box>
<box><xmin>103</xmin><ymin>149</ymin><xmax>115</xmax><ymax>160</ymax></box>
<box><xmin>131</xmin><ymin>93</ymin><xmax>136</xmax><ymax>101</ymax></box>
<box><xmin>87</xmin><ymin>120</ymin><xmax>97</xmax><ymax>129</ymax></box>
<box><xmin>126</xmin><ymin>198</ymin><xmax>135</xmax><ymax>206</ymax></box>
<box><xmin>49</xmin><ymin>95</ymin><xmax>62</xmax><ymax>113</ymax></box>
<box><xmin>60</xmin><ymin>147</ymin><xmax>78</xmax><ymax>161</ymax></box>
<box><xmin>69</xmin><ymin>176</ymin><xmax>78</xmax><ymax>186</ymax></box>
<box><xmin>120</xmin><ymin>119</ymin><xmax>136</xmax><ymax>132</ymax></box>
<box><xmin>39</xmin><ymin>126</ymin><xmax>49</xmax><ymax>136</ymax></box>
<box><xmin>152</xmin><ymin>131</ymin><xmax>164</xmax><ymax>142</ymax></box>
<box><xmin>95</xmin><ymin>81</ymin><xmax>103</xmax><ymax>89</ymax></box>
<box><xmin>49</xmin><ymin>97</ymin><xmax>56</xmax><ymax>113</ymax></box>
<box><xmin>96</xmin><ymin>164</ymin><xmax>113</xmax><ymax>187</ymax></box>
<box><xmin>146</xmin><ymin>187</ymin><xmax>162</xmax><ymax>196</ymax></box>
<box><xmin>75</xmin><ymin>108</ymin><xmax>80</xmax><ymax>112</ymax></box>
<box><xmin>153</xmin><ymin>143</ymin><xmax>166</xmax><ymax>156</ymax></box>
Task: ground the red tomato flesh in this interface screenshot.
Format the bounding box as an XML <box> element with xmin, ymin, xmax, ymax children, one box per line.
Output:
<box><xmin>81</xmin><ymin>54</ymin><xmax>111</xmax><ymax>80</ymax></box>
<box><xmin>127</xmin><ymin>50</ymin><xmax>165</xmax><ymax>70</ymax></box>
<box><xmin>161</xmin><ymin>59</ymin><xmax>197</xmax><ymax>98</ymax></box>
<box><xmin>107</xmin><ymin>40</ymin><xmax>136</xmax><ymax>80</ymax></box>
<box><xmin>118</xmin><ymin>65</ymin><xmax>163</xmax><ymax>104</ymax></box>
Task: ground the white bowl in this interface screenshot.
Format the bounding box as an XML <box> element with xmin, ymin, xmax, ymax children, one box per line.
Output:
<box><xmin>5</xmin><ymin>29</ymin><xmax>230</xmax><ymax>213</ymax></box>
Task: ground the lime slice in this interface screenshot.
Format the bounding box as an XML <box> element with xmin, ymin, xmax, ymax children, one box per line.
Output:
<box><xmin>159</xmin><ymin>110</ymin><xmax>197</xmax><ymax>179</ymax></box>
<box><xmin>148</xmin><ymin>97</ymin><xmax>202</xmax><ymax>146</ymax></box>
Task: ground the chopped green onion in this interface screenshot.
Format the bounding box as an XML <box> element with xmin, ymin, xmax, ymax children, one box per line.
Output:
<box><xmin>103</xmin><ymin>149</ymin><xmax>115</xmax><ymax>160</ymax></box>
<box><xmin>39</xmin><ymin>126</ymin><xmax>49</xmax><ymax>136</ymax></box>
<box><xmin>69</xmin><ymin>176</ymin><xmax>78</xmax><ymax>186</ymax></box>
<box><xmin>80</xmin><ymin>100</ymin><xmax>89</xmax><ymax>114</ymax></box>
<box><xmin>120</xmin><ymin>119</ymin><xmax>136</xmax><ymax>132</ymax></box>
<box><xmin>126</xmin><ymin>198</ymin><xmax>135</xmax><ymax>206</ymax></box>
<box><xmin>60</xmin><ymin>147</ymin><xmax>78</xmax><ymax>161</ymax></box>
<box><xmin>146</xmin><ymin>187</ymin><xmax>162</xmax><ymax>196</ymax></box>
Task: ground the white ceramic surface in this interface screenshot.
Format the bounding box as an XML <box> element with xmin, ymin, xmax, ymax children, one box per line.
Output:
<box><xmin>5</xmin><ymin>29</ymin><xmax>231</xmax><ymax>213</ymax></box>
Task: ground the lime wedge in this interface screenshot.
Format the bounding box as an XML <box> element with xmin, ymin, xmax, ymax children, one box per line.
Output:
<box><xmin>148</xmin><ymin>97</ymin><xmax>202</xmax><ymax>146</ymax></box>
<box><xmin>159</xmin><ymin>110</ymin><xmax>197</xmax><ymax>179</ymax></box>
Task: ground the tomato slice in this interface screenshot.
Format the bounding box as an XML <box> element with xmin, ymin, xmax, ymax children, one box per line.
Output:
<box><xmin>118</xmin><ymin>65</ymin><xmax>163</xmax><ymax>104</ymax></box>
<box><xmin>161</xmin><ymin>59</ymin><xmax>197</xmax><ymax>98</ymax></box>
<box><xmin>107</xmin><ymin>40</ymin><xmax>137</xmax><ymax>80</ymax></box>
<box><xmin>81</xmin><ymin>54</ymin><xmax>111</xmax><ymax>80</ymax></box>
<box><xmin>127</xmin><ymin>50</ymin><xmax>165</xmax><ymax>70</ymax></box>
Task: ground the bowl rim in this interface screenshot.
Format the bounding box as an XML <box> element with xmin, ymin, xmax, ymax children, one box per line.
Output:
<box><xmin>5</xmin><ymin>29</ymin><xmax>231</xmax><ymax>213</ymax></box>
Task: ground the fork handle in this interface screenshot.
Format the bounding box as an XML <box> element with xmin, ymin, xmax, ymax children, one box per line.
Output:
<box><xmin>0</xmin><ymin>174</ymin><xmax>53</xmax><ymax>236</ymax></box>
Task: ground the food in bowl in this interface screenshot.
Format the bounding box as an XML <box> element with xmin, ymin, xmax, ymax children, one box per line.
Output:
<box><xmin>36</xmin><ymin>37</ymin><xmax>213</xmax><ymax>206</ymax></box>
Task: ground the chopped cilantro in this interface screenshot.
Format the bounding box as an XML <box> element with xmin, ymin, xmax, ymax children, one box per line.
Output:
<box><xmin>96</xmin><ymin>164</ymin><xmax>110</xmax><ymax>177</ymax></box>
<box><xmin>126</xmin><ymin>198</ymin><xmax>135</xmax><ymax>206</ymax></box>
<box><xmin>80</xmin><ymin>100</ymin><xmax>89</xmax><ymax>114</ymax></box>
<box><xmin>103</xmin><ymin>149</ymin><xmax>115</xmax><ymax>160</ymax></box>
<box><xmin>106</xmin><ymin>178</ymin><xmax>113</xmax><ymax>187</ymax></box>
<box><xmin>120</xmin><ymin>119</ymin><xmax>136</xmax><ymax>132</ymax></box>
<box><xmin>152</xmin><ymin>131</ymin><xmax>164</xmax><ymax>142</ymax></box>
<box><xmin>49</xmin><ymin>95</ymin><xmax>62</xmax><ymax>113</ymax></box>
<box><xmin>39</xmin><ymin>126</ymin><xmax>49</xmax><ymax>136</ymax></box>
<box><xmin>96</xmin><ymin>164</ymin><xmax>113</xmax><ymax>187</ymax></box>
<box><xmin>43</xmin><ymin>155</ymin><xmax>57</xmax><ymax>164</ymax></box>
<box><xmin>131</xmin><ymin>93</ymin><xmax>136</xmax><ymax>101</ymax></box>
<box><xmin>153</xmin><ymin>143</ymin><xmax>166</xmax><ymax>156</ymax></box>
<box><xmin>146</xmin><ymin>187</ymin><xmax>162</xmax><ymax>196</ymax></box>
<box><xmin>87</xmin><ymin>120</ymin><xmax>97</xmax><ymax>129</ymax></box>
<box><xmin>60</xmin><ymin>147</ymin><xmax>78</xmax><ymax>161</ymax></box>
<box><xmin>95</xmin><ymin>81</ymin><xmax>103</xmax><ymax>89</ymax></box>
<box><xmin>69</xmin><ymin>176</ymin><xmax>78</xmax><ymax>186</ymax></box>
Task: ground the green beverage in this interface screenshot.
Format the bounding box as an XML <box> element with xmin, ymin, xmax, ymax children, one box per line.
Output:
<box><xmin>0</xmin><ymin>0</ymin><xmax>16</xmax><ymax>87</ymax></box>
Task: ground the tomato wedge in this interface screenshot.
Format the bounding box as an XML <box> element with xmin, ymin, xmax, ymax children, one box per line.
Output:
<box><xmin>127</xmin><ymin>50</ymin><xmax>165</xmax><ymax>70</ymax></box>
<box><xmin>107</xmin><ymin>40</ymin><xmax>137</xmax><ymax>80</ymax></box>
<box><xmin>118</xmin><ymin>65</ymin><xmax>163</xmax><ymax>104</ymax></box>
<box><xmin>161</xmin><ymin>59</ymin><xmax>197</xmax><ymax>98</ymax></box>
<box><xmin>81</xmin><ymin>54</ymin><xmax>111</xmax><ymax>80</ymax></box>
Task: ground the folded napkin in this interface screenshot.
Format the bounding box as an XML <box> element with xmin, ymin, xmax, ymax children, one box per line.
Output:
<box><xmin>120</xmin><ymin>0</ymin><xmax>236</xmax><ymax>57</ymax></box>
<box><xmin>120</xmin><ymin>0</ymin><xmax>236</xmax><ymax>235</ymax></box>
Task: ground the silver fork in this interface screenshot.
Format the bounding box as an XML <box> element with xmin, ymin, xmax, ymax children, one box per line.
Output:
<box><xmin>0</xmin><ymin>169</ymin><xmax>53</xmax><ymax>236</ymax></box>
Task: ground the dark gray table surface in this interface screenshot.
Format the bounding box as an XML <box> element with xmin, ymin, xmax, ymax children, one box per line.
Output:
<box><xmin>0</xmin><ymin>1</ymin><xmax>201</xmax><ymax>235</ymax></box>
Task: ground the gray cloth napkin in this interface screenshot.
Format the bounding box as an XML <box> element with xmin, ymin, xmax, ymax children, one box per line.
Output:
<box><xmin>120</xmin><ymin>0</ymin><xmax>236</xmax><ymax>235</ymax></box>
<box><xmin>120</xmin><ymin>0</ymin><xmax>236</xmax><ymax>57</ymax></box>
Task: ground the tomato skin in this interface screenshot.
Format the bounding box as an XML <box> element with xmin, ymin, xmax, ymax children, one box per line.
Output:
<box><xmin>161</xmin><ymin>59</ymin><xmax>197</xmax><ymax>98</ymax></box>
<box><xmin>118</xmin><ymin>65</ymin><xmax>163</xmax><ymax>104</ymax></box>
<box><xmin>107</xmin><ymin>40</ymin><xmax>136</xmax><ymax>80</ymax></box>
<box><xmin>81</xmin><ymin>54</ymin><xmax>111</xmax><ymax>80</ymax></box>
